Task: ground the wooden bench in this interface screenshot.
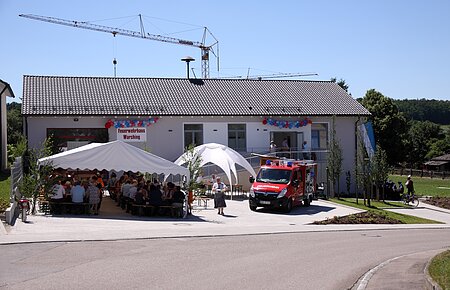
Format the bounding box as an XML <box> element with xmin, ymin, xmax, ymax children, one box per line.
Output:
<box><xmin>130</xmin><ymin>204</ymin><xmax>183</xmax><ymax>218</ymax></box>
<box><xmin>38</xmin><ymin>198</ymin><xmax>51</xmax><ymax>215</ymax></box>
<box><xmin>49</xmin><ymin>201</ymin><xmax>90</xmax><ymax>215</ymax></box>
<box><xmin>131</xmin><ymin>204</ymin><xmax>156</xmax><ymax>216</ymax></box>
<box><xmin>158</xmin><ymin>205</ymin><xmax>183</xmax><ymax>218</ymax></box>
<box><xmin>194</xmin><ymin>196</ymin><xmax>211</xmax><ymax>209</ymax></box>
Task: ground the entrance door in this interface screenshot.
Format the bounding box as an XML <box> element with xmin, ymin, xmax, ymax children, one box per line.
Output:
<box><xmin>270</xmin><ymin>132</ymin><xmax>298</xmax><ymax>151</ymax></box>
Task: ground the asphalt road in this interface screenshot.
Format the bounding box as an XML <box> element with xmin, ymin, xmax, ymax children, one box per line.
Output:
<box><xmin>1</xmin><ymin>229</ymin><xmax>449</xmax><ymax>290</ymax></box>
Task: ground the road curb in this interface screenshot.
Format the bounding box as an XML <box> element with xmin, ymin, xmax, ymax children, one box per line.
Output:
<box><xmin>424</xmin><ymin>252</ymin><xmax>443</xmax><ymax>290</ymax></box>
<box><xmin>2</xmin><ymin>226</ymin><xmax>450</xmax><ymax>246</ymax></box>
<box><xmin>352</xmin><ymin>255</ymin><xmax>402</xmax><ymax>290</ymax></box>
<box><xmin>351</xmin><ymin>249</ymin><xmax>448</xmax><ymax>290</ymax></box>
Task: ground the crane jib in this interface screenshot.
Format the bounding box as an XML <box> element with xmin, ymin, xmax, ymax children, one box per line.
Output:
<box><xmin>19</xmin><ymin>13</ymin><xmax>218</xmax><ymax>79</ymax></box>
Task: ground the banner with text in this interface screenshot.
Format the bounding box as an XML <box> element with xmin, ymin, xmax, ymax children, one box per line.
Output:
<box><xmin>117</xmin><ymin>128</ymin><xmax>147</xmax><ymax>142</ymax></box>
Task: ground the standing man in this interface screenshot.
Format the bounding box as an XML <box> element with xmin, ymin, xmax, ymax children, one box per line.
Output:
<box><xmin>302</xmin><ymin>141</ymin><xmax>309</xmax><ymax>159</ymax></box>
<box><xmin>282</xmin><ymin>137</ymin><xmax>289</xmax><ymax>151</ymax></box>
<box><xmin>281</xmin><ymin>137</ymin><xmax>290</xmax><ymax>158</ymax></box>
<box><xmin>212</xmin><ymin>177</ymin><xmax>227</xmax><ymax>215</ymax></box>
<box><xmin>270</xmin><ymin>140</ymin><xmax>277</xmax><ymax>153</ymax></box>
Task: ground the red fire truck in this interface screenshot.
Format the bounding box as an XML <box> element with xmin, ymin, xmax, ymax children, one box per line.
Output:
<box><xmin>249</xmin><ymin>159</ymin><xmax>317</xmax><ymax>212</ymax></box>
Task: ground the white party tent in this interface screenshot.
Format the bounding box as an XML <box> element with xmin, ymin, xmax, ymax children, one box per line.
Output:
<box><xmin>175</xmin><ymin>143</ymin><xmax>256</xmax><ymax>189</ymax></box>
<box><xmin>38</xmin><ymin>140</ymin><xmax>189</xmax><ymax>179</ymax></box>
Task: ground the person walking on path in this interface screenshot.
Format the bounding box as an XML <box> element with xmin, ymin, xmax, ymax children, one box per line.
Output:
<box><xmin>86</xmin><ymin>176</ymin><xmax>101</xmax><ymax>215</ymax></box>
<box><xmin>212</xmin><ymin>177</ymin><xmax>227</xmax><ymax>215</ymax></box>
<box><xmin>405</xmin><ymin>175</ymin><xmax>414</xmax><ymax>196</ymax></box>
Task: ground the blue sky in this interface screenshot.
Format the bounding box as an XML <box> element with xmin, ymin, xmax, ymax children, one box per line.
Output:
<box><xmin>1</xmin><ymin>0</ymin><xmax>450</xmax><ymax>102</ymax></box>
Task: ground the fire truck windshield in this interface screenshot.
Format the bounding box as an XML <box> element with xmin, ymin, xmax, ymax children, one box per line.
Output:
<box><xmin>256</xmin><ymin>168</ymin><xmax>292</xmax><ymax>184</ymax></box>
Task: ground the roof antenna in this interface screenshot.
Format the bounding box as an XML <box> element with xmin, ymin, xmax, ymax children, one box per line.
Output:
<box><xmin>113</xmin><ymin>58</ymin><xmax>118</xmax><ymax>77</ymax></box>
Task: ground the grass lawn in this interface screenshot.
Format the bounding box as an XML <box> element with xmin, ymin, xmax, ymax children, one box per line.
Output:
<box><xmin>330</xmin><ymin>198</ymin><xmax>442</xmax><ymax>224</ymax></box>
<box><xmin>0</xmin><ymin>171</ymin><xmax>11</xmax><ymax>212</ymax></box>
<box><xmin>428</xmin><ymin>250</ymin><xmax>450</xmax><ymax>289</ymax></box>
<box><xmin>389</xmin><ymin>174</ymin><xmax>450</xmax><ymax>197</ymax></box>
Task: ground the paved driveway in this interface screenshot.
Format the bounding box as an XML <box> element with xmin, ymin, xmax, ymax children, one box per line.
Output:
<box><xmin>1</xmin><ymin>198</ymin><xmax>449</xmax><ymax>244</ymax></box>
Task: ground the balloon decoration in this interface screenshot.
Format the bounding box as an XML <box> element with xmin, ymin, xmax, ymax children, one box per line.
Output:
<box><xmin>104</xmin><ymin>117</ymin><xmax>159</xmax><ymax>129</ymax></box>
<box><xmin>262</xmin><ymin>117</ymin><xmax>312</xmax><ymax>129</ymax></box>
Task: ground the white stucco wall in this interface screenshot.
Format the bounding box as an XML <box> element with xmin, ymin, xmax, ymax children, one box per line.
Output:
<box><xmin>27</xmin><ymin>116</ymin><xmax>107</xmax><ymax>149</ymax></box>
<box><xmin>26</xmin><ymin>115</ymin><xmax>361</xmax><ymax>191</ymax></box>
<box><xmin>334</xmin><ymin>117</ymin><xmax>359</xmax><ymax>193</ymax></box>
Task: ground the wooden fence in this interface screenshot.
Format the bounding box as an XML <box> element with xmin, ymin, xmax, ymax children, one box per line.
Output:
<box><xmin>392</xmin><ymin>167</ymin><xmax>449</xmax><ymax>179</ymax></box>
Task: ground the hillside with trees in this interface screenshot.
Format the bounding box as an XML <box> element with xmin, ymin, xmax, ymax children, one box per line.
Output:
<box><xmin>393</xmin><ymin>99</ymin><xmax>450</xmax><ymax>125</ymax></box>
<box><xmin>358</xmin><ymin>92</ymin><xmax>450</xmax><ymax>168</ymax></box>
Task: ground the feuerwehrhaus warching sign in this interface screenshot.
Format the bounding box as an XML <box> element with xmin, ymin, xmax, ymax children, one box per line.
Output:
<box><xmin>117</xmin><ymin>128</ymin><xmax>147</xmax><ymax>142</ymax></box>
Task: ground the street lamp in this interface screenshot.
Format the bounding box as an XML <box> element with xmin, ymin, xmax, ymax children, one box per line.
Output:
<box><xmin>181</xmin><ymin>56</ymin><xmax>195</xmax><ymax>79</ymax></box>
<box><xmin>326</xmin><ymin>166</ymin><xmax>330</xmax><ymax>199</ymax></box>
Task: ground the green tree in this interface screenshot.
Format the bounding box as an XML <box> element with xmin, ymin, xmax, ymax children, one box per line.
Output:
<box><xmin>7</xmin><ymin>102</ymin><xmax>23</xmax><ymax>145</ymax></box>
<box><xmin>330</xmin><ymin>77</ymin><xmax>349</xmax><ymax>92</ymax></box>
<box><xmin>181</xmin><ymin>144</ymin><xmax>203</xmax><ymax>192</ymax></box>
<box><xmin>426</xmin><ymin>137</ymin><xmax>450</xmax><ymax>160</ymax></box>
<box><xmin>405</xmin><ymin>120</ymin><xmax>441</xmax><ymax>167</ymax></box>
<box><xmin>371</xmin><ymin>145</ymin><xmax>390</xmax><ymax>201</ymax></box>
<box><xmin>18</xmin><ymin>137</ymin><xmax>55</xmax><ymax>214</ymax></box>
<box><xmin>359</xmin><ymin>89</ymin><xmax>408</xmax><ymax>165</ymax></box>
<box><xmin>345</xmin><ymin>170</ymin><xmax>351</xmax><ymax>196</ymax></box>
<box><xmin>327</xmin><ymin>116</ymin><xmax>343</xmax><ymax>197</ymax></box>
<box><xmin>180</xmin><ymin>144</ymin><xmax>203</xmax><ymax>215</ymax></box>
<box><xmin>7</xmin><ymin>135</ymin><xmax>27</xmax><ymax>166</ymax></box>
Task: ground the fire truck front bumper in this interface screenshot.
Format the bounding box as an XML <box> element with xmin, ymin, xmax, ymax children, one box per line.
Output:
<box><xmin>249</xmin><ymin>195</ymin><xmax>288</xmax><ymax>208</ymax></box>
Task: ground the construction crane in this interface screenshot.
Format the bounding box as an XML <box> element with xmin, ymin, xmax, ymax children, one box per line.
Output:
<box><xmin>19</xmin><ymin>14</ymin><xmax>219</xmax><ymax>79</ymax></box>
<box><xmin>220</xmin><ymin>72</ymin><xmax>318</xmax><ymax>80</ymax></box>
<box><xmin>247</xmin><ymin>72</ymin><xmax>318</xmax><ymax>80</ymax></box>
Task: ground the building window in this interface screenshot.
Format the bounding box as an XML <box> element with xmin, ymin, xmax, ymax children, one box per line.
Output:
<box><xmin>47</xmin><ymin>128</ymin><xmax>108</xmax><ymax>151</ymax></box>
<box><xmin>311</xmin><ymin>123</ymin><xmax>328</xmax><ymax>150</ymax></box>
<box><xmin>228</xmin><ymin>124</ymin><xmax>246</xmax><ymax>152</ymax></box>
<box><xmin>184</xmin><ymin>124</ymin><xmax>203</xmax><ymax>147</ymax></box>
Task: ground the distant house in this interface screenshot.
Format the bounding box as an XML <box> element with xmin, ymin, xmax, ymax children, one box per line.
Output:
<box><xmin>21</xmin><ymin>75</ymin><xmax>370</xmax><ymax>190</ymax></box>
<box><xmin>424</xmin><ymin>153</ymin><xmax>450</xmax><ymax>172</ymax></box>
<box><xmin>0</xmin><ymin>79</ymin><xmax>15</xmax><ymax>171</ymax></box>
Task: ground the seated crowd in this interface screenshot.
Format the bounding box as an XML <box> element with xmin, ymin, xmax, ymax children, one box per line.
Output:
<box><xmin>47</xmin><ymin>170</ymin><xmax>185</xmax><ymax>217</ymax></box>
<box><xmin>113</xmin><ymin>173</ymin><xmax>185</xmax><ymax>217</ymax></box>
<box><xmin>48</xmin><ymin>171</ymin><xmax>106</xmax><ymax>215</ymax></box>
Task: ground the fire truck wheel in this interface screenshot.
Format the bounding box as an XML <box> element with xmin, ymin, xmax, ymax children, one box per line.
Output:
<box><xmin>249</xmin><ymin>205</ymin><xmax>257</xmax><ymax>211</ymax></box>
<box><xmin>284</xmin><ymin>199</ymin><xmax>292</xmax><ymax>213</ymax></box>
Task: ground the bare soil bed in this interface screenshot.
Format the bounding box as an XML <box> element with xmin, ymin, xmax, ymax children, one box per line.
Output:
<box><xmin>423</xmin><ymin>196</ymin><xmax>450</xmax><ymax>210</ymax></box>
<box><xmin>312</xmin><ymin>211</ymin><xmax>403</xmax><ymax>225</ymax></box>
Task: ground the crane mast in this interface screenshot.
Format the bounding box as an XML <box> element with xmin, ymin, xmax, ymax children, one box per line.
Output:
<box><xmin>19</xmin><ymin>14</ymin><xmax>218</xmax><ymax>78</ymax></box>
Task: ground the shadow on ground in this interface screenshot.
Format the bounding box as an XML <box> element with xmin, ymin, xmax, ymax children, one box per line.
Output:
<box><xmin>251</xmin><ymin>204</ymin><xmax>335</xmax><ymax>216</ymax></box>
